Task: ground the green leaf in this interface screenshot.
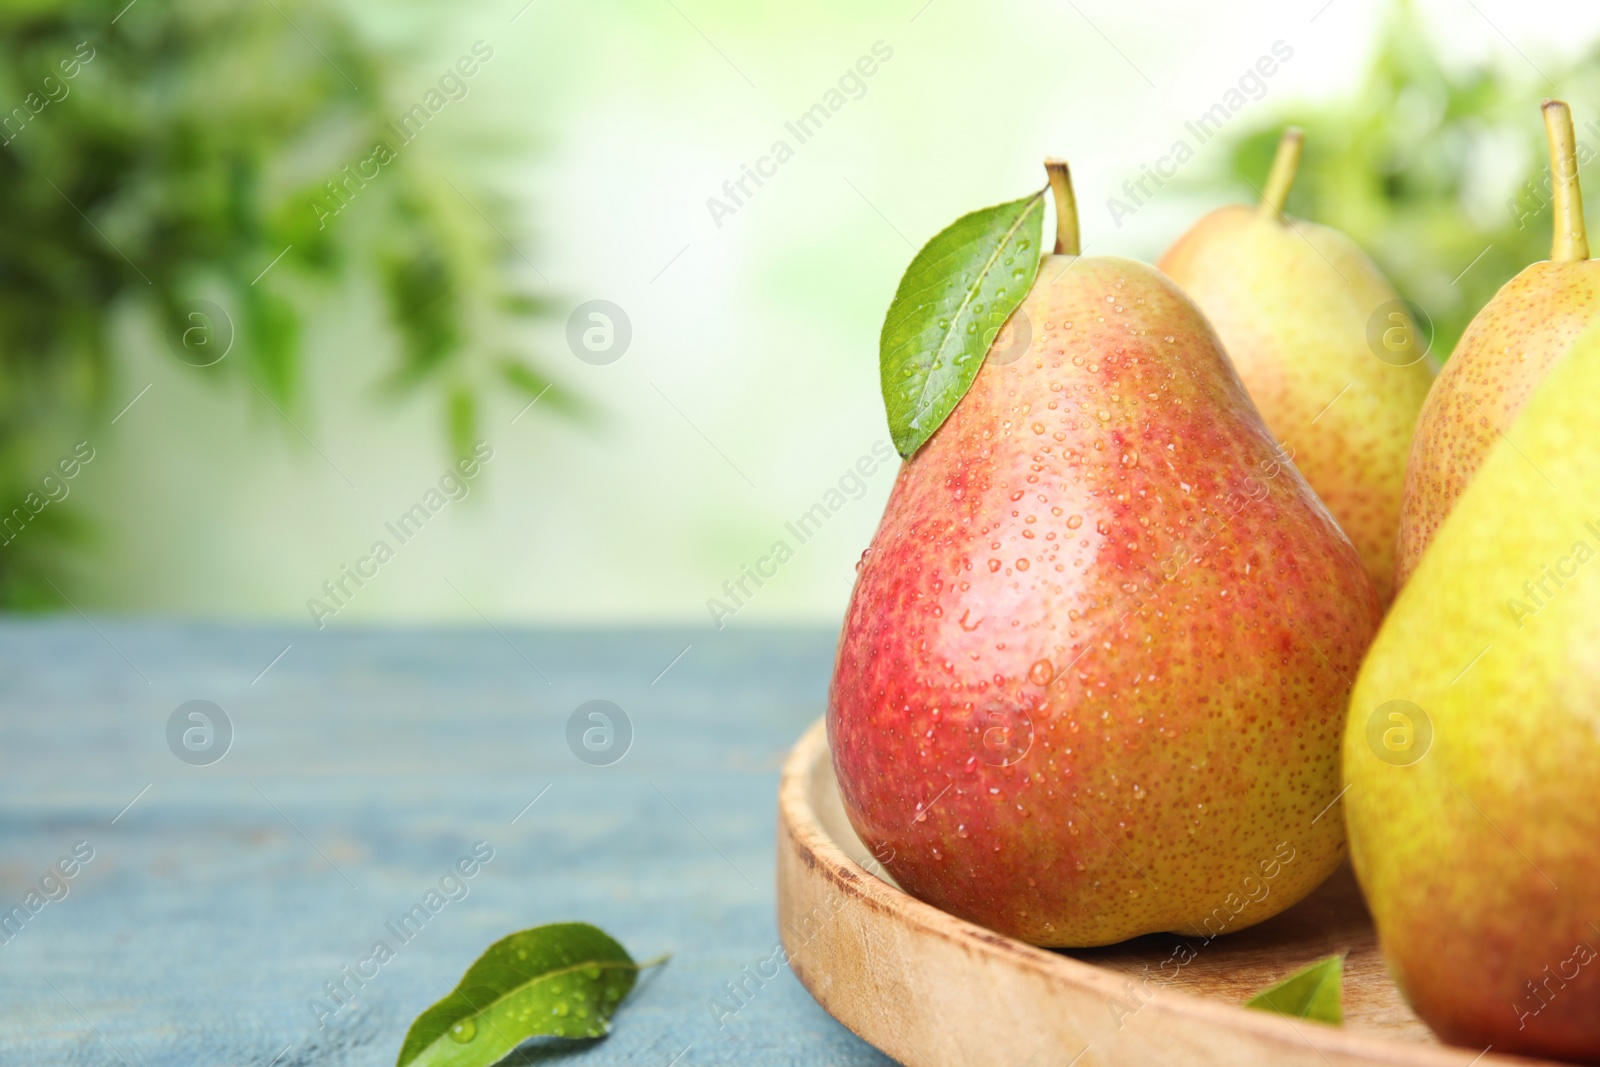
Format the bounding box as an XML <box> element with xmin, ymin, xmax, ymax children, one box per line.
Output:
<box><xmin>1244</xmin><ymin>954</ymin><xmax>1345</xmax><ymax>1025</ymax></box>
<box><xmin>397</xmin><ymin>923</ymin><xmax>660</xmax><ymax>1067</ymax></box>
<box><xmin>879</xmin><ymin>187</ymin><xmax>1046</xmax><ymax>457</ymax></box>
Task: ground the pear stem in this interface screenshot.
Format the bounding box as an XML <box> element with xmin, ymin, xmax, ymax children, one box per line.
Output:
<box><xmin>1543</xmin><ymin>99</ymin><xmax>1589</xmax><ymax>262</ymax></box>
<box><xmin>1258</xmin><ymin>127</ymin><xmax>1304</xmax><ymax>220</ymax></box>
<box><xmin>1044</xmin><ymin>158</ymin><xmax>1080</xmax><ymax>255</ymax></box>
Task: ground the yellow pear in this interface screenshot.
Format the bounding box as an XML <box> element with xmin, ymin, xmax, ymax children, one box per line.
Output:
<box><xmin>1345</xmin><ymin>313</ymin><xmax>1600</xmax><ymax>1061</ymax></box>
<box><xmin>1395</xmin><ymin>100</ymin><xmax>1600</xmax><ymax>589</ymax></box>
<box><xmin>1160</xmin><ymin>128</ymin><xmax>1434</xmax><ymax>602</ymax></box>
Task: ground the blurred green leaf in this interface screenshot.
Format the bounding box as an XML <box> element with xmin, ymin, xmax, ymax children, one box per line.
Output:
<box><xmin>0</xmin><ymin>0</ymin><xmax>576</xmax><ymax>607</ymax></box>
<box><xmin>447</xmin><ymin>385</ymin><xmax>477</xmax><ymax>463</ymax></box>
<box><xmin>500</xmin><ymin>359</ymin><xmax>593</xmax><ymax>423</ymax></box>
<box><xmin>246</xmin><ymin>285</ymin><xmax>300</xmax><ymax>406</ymax></box>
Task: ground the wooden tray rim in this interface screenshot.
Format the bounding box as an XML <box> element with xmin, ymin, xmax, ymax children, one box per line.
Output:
<box><xmin>778</xmin><ymin>718</ymin><xmax>1529</xmax><ymax>1067</ymax></box>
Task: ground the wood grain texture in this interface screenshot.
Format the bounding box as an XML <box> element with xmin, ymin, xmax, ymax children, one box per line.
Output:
<box><xmin>0</xmin><ymin>622</ymin><xmax>894</xmax><ymax>1067</ymax></box>
<box><xmin>779</xmin><ymin>719</ymin><xmax>1558</xmax><ymax>1067</ymax></box>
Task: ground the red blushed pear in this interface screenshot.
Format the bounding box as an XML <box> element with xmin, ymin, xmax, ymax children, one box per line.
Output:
<box><xmin>1395</xmin><ymin>100</ymin><xmax>1600</xmax><ymax>589</ymax></box>
<box><xmin>828</xmin><ymin>159</ymin><xmax>1382</xmax><ymax>948</ymax></box>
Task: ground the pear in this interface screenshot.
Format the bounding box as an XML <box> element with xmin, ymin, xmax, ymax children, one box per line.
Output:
<box><xmin>1395</xmin><ymin>99</ymin><xmax>1600</xmax><ymax>590</ymax></box>
<box><xmin>1343</xmin><ymin>315</ymin><xmax>1600</xmax><ymax>1061</ymax></box>
<box><xmin>1159</xmin><ymin>128</ymin><xmax>1434</xmax><ymax>603</ymax></box>
<box><xmin>830</xmin><ymin>160</ymin><xmax>1382</xmax><ymax>948</ymax></box>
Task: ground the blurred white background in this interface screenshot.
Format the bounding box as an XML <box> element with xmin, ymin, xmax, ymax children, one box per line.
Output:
<box><xmin>70</xmin><ymin>0</ymin><xmax>1600</xmax><ymax>625</ymax></box>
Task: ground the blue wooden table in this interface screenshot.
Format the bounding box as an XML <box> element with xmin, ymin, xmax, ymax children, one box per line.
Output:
<box><xmin>0</xmin><ymin>621</ymin><xmax>895</xmax><ymax>1067</ymax></box>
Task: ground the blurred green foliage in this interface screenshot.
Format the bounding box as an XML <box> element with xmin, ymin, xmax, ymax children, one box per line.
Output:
<box><xmin>1213</xmin><ymin>0</ymin><xmax>1597</xmax><ymax>363</ymax></box>
<box><xmin>0</xmin><ymin>0</ymin><xmax>571</xmax><ymax>608</ymax></box>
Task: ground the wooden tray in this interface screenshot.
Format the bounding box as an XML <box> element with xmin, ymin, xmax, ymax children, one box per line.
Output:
<box><xmin>776</xmin><ymin>719</ymin><xmax>1554</xmax><ymax>1067</ymax></box>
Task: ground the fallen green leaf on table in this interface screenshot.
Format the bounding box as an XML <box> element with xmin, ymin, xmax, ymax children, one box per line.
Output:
<box><xmin>879</xmin><ymin>186</ymin><xmax>1046</xmax><ymax>458</ymax></box>
<box><xmin>396</xmin><ymin>922</ymin><xmax>666</xmax><ymax>1067</ymax></box>
<box><xmin>1243</xmin><ymin>954</ymin><xmax>1345</xmax><ymax>1025</ymax></box>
